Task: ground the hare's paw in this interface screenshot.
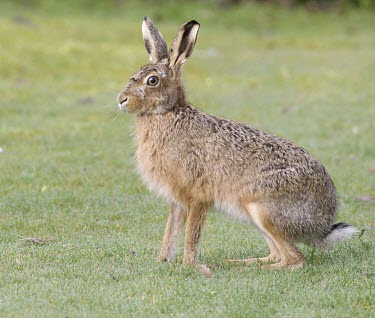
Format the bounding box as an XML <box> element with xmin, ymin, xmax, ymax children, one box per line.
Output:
<box><xmin>182</xmin><ymin>259</ymin><xmax>212</xmax><ymax>277</ymax></box>
<box><xmin>157</xmin><ymin>255</ymin><xmax>171</xmax><ymax>262</ymax></box>
<box><xmin>226</xmin><ymin>257</ymin><xmax>259</xmax><ymax>264</ymax></box>
<box><xmin>197</xmin><ymin>264</ymin><xmax>212</xmax><ymax>278</ymax></box>
<box><xmin>262</xmin><ymin>260</ymin><xmax>304</xmax><ymax>270</ymax></box>
<box><xmin>227</xmin><ymin>254</ymin><xmax>280</xmax><ymax>265</ymax></box>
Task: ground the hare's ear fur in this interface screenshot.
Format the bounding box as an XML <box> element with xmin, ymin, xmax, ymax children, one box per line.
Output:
<box><xmin>169</xmin><ymin>20</ymin><xmax>200</xmax><ymax>68</ymax></box>
<box><xmin>142</xmin><ymin>17</ymin><xmax>168</xmax><ymax>64</ymax></box>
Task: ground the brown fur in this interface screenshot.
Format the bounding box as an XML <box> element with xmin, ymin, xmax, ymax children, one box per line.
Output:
<box><xmin>116</xmin><ymin>18</ymin><xmax>357</xmax><ymax>271</ymax></box>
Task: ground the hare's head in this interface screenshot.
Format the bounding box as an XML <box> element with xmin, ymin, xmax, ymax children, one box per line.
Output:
<box><xmin>117</xmin><ymin>17</ymin><xmax>200</xmax><ymax>116</ymax></box>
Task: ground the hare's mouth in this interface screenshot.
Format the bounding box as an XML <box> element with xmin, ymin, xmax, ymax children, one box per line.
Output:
<box><xmin>118</xmin><ymin>97</ymin><xmax>128</xmax><ymax>111</ymax></box>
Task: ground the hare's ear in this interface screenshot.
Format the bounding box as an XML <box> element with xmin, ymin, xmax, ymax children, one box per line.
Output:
<box><xmin>169</xmin><ymin>20</ymin><xmax>200</xmax><ymax>68</ymax></box>
<box><xmin>142</xmin><ymin>17</ymin><xmax>168</xmax><ymax>64</ymax></box>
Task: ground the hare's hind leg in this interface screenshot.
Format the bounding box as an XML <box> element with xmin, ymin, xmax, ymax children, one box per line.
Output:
<box><xmin>227</xmin><ymin>232</ymin><xmax>280</xmax><ymax>264</ymax></box>
<box><xmin>246</xmin><ymin>203</ymin><xmax>304</xmax><ymax>269</ymax></box>
<box><xmin>263</xmin><ymin>238</ymin><xmax>304</xmax><ymax>270</ymax></box>
<box><xmin>158</xmin><ymin>203</ymin><xmax>186</xmax><ymax>262</ymax></box>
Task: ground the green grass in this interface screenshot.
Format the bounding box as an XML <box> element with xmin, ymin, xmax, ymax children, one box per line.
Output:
<box><xmin>1</xmin><ymin>1</ymin><xmax>375</xmax><ymax>317</ymax></box>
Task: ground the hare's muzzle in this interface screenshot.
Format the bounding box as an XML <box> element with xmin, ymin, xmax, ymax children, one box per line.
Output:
<box><xmin>117</xmin><ymin>93</ymin><xmax>129</xmax><ymax>111</ymax></box>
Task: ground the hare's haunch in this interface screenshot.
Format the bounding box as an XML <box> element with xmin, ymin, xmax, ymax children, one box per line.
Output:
<box><xmin>117</xmin><ymin>17</ymin><xmax>357</xmax><ymax>271</ymax></box>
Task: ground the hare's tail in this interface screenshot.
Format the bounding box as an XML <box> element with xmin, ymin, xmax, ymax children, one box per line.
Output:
<box><xmin>315</xmin><ymin>222</ymin><xmax>358</xmax><ymax>250</ymax></box>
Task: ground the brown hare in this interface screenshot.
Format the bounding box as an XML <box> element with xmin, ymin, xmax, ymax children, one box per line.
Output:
<box><xmin>117</xmin><ymin>17</ymin><xmax>357</xmax><ymax>272</ymax></box>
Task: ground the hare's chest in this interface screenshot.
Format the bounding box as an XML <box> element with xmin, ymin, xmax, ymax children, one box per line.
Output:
<box><xmin>136</xmin><ymin>142</ymin><xmax>175</xmax><ymax>202</ymax></box>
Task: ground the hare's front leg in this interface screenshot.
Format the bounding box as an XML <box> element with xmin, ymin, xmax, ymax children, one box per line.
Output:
<box><xmin>158</xmin><ymin>203</ymin><xmax>186</xmax><ymax>262</ymax></box>
<box><xmin>182</xmin><ymin>203</ymin><xmax>210</xmax><ymax>275</ymax></box>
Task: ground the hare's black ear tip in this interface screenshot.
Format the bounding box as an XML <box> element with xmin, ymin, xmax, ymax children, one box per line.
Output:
<box><xmin>143</xmin><ymin>16</ymin><xmax>149</xmax><ymax>22</ymax></box>
<box><xmin>187</xmin><ymin>20</ymin><xmax>199</xmax><ymax>28</ymax></box>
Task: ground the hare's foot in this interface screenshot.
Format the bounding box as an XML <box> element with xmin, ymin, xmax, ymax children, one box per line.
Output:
<box><xmin>226</xmin><ymin>258</ymin><xmax>258</xmax><ymax>264</ymax></box>
<box><xmin>182</xmin><ymin>260</ymin><xmax>212</xmax><ymax>277</ymax></box>
<box><xmin>197</xmin><ymin>263</ymin><xmax>212</xmax><ymax>277</ymax></box>
<box><xmin>157</xmin><ymin>255</ymin><xmax>170</xmax><ymax>262</ymax></box>
<box><xmin>260</xmin><ymin>239</ymin><xmax>304</xmax><ymax>270</ymax></box>
<box><xmin>227</xmin><ymin>253</ymin><xmax>280</xmax><ymax>264</ymax></box>
<box><xmin>262</xmin><ymin>259</ymin><xmax>304</xmax><ymax>270</ymax></box>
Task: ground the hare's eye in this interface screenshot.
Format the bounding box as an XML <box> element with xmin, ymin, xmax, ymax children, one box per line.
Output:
<box><xmin>147</xmin><ymin>76</ymin><xmax>159</xmax><ymax>86</ymax></box>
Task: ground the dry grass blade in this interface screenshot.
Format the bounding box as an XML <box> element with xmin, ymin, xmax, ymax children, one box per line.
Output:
<box><xmin>19</xmin><ymin>236</ymin><xmax>51</xmax><ymax>245</ymax></box>
<box><xmin>356</xmin><ymin>195</ymin><xmax>375</xmax><ymax>203</ymax></box>
<box><xmin>356</xmin><ymin>229</ymin><xmax>365</xmax><ymax>240</ymax></box>
<box><xmin>364</xmin><ymin>273</ymin><xmax>375</xmax><ymax>277</ymax></box>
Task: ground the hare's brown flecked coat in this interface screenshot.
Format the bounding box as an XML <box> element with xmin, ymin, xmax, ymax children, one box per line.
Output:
<box><xmin>117</xmin><ymin>17</ymin><xmax>357</xmax><ymax>273</ymax></box>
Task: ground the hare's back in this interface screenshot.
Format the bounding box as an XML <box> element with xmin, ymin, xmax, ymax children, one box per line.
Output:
<box><xmin>181</xmin><ymin>107</ymin><xmax>335</xmax><ymax>193</ymax></box>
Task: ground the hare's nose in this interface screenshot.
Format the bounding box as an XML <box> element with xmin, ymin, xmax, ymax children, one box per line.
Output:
<box><xmin>117</xmin><ymin>93</ymin><xmax>129</xmax><ymax>110</ymax></box>
<box><xmin>119</xmin><ymin>97</ymin><xmax>128</xmax><ymax>105</ymax></box>
<box><xmin>118</xmin><ymin>98</ymin><xmax>128</xmax><ymax>110</ymax></box>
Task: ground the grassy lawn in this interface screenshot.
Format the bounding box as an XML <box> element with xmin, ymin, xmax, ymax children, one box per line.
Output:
<box><xmin>1</xmin><ymin>1</ymin><xmax>374</xmax><ymax>317</ymax></box>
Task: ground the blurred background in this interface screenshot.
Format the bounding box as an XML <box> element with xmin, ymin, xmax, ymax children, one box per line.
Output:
<box><xmin>1</xmin><ymin>0</ymin><xmax>374</xmax><ymax>204</ymax></box>
<box><xmin>1</xmin><ymin>0</ymin><xmax>375</xmax><ymax>212</ymax></box>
